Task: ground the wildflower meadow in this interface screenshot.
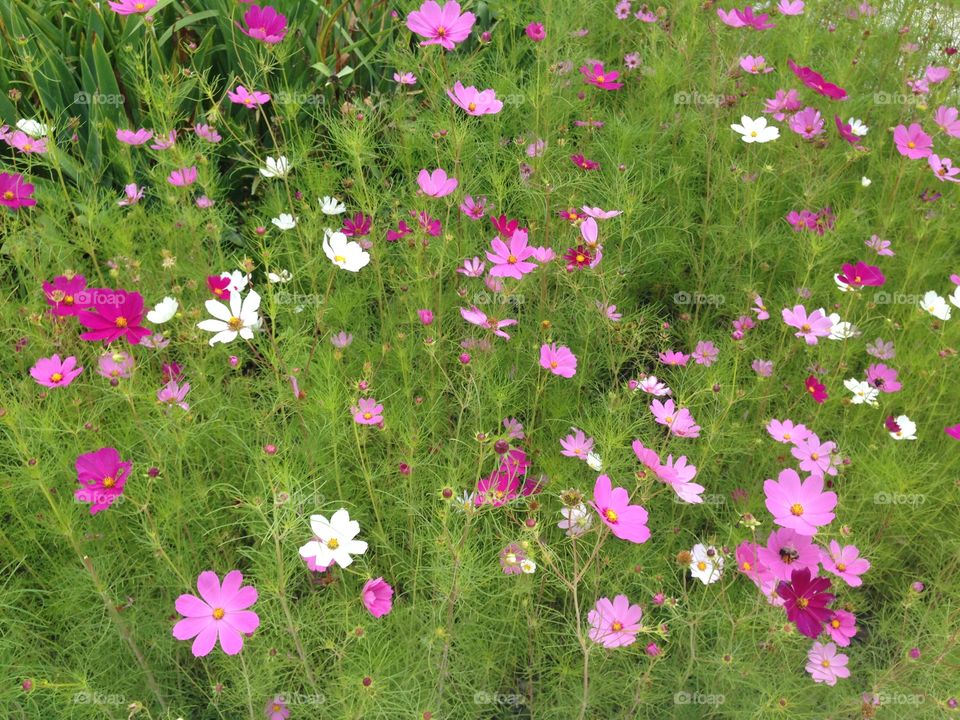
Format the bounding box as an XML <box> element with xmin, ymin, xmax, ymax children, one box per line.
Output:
<box><xmin>4</xmin><ymin>0</ymin><xmax>960</xmax><ymax>718</ymax></box>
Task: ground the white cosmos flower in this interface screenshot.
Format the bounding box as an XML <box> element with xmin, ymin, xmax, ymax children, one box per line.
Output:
<box><xmin>949</xmin><ymin>285</ymin><xmax>960</xmax><ymax>310</ymax></box>
<box><xmin>558</xmin><ymin>503</ymin><xmax>593</xmax><ymax>537</ymax></box>
<box><xmin>319</xmin><ymin>196</ymin><xmax>346</xmax><ymax>215</ymax></box>
<box><xmin>827</xmin><ymin>312</ymin><xmax>859</xmax><ymax>340</ymax></box>
<box><xmin>731</xmin><ymin>115</ymin><xmax>780</xmax><ymax>143</ymax></box>
<box><xmin>834</xmin><ymin>274</ymin><xmax>851</xmax><ymax>292</ymax></box>
<box><xmin>196</xmin><ymin>289</ymin><xmax>261</xmax><ymax>346</ymax></box>
<box><xmin>16</xmin><ymin>119</ymin><xmax>49</xmax><ymax>137</ymax></box>
<box><xmin>848</xmin><ymin>118</ymin><xmax>869</xmax><ymax>136</ymax></box>
<box><xmin>299</xmin><ymin>508</ymin><xmax>368</xmax><ymax>568</ymax></box>
<box><xmin>861</xmin><ymin>176</ymin><xmax>872</xmax><ymax>187</ymax></box>
<box><xmin>586</xmin><ymin>451</ymin><xmax>603</xmax><ymax>471</ymax></box>
<box><xmin>260</xmin><ymin>155</ymin><xmax>291</xmax><ymax>178</ymax></box>
<box><xmin>146</xmin><ymin>296</ymin><xmax>179</xmax><ymax>324</ymax></box>
<box><xmin>520</xmin><ymin>559</ymin><xmax>537</xmax><ymax>574</ymax></box>
<box><xmin>920</xmin><ymin>290</ymin><xmax>951</xmax><ymax>320</ymax></box>
<box><xmin>220</xmin><ymin>270</ymin><xmax>249</xmax><ymax>294</ymax></box>
<box><xmin>323</xmin><ymin>229</ymin><xmax>370</xmax><ymax>272</ymax></box>
<box><xmin>889</xmin><ymin>415</ymin><xmax>917</xmax><ymax>440</ymax></box>
<box><xmin>272</xmin><ymin>213</ymin><xmax>297</xmax><ymax>230</ymax></box>
<box><xmin>844</xmin><ymin>378</ymin><xmax>879</xmax><ymax>406</ymax></box>
<box><xmin>690</xmin><ymin>544</ymin><xmax>723</xmax><ymax>585</ymax></box>
<box><xmin>267</xmin><ymin>269</ymin><xmax>292</xmax><ymax>283</ymax></box>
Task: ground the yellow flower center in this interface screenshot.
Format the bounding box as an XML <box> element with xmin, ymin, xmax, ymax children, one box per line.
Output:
<box><xmin>363</xmin><ymin>412</ymin><xmax>372</xmax><ymax>419</ymax></box>
<box><xmin>603</xmin><ymin>508</ymin><xmax>618</xmax><ymax>523</ymax></box>
<box><xmin>64</xmin><ymin>294</ymin><xmax>74</xmax><ymax>305</ymax></box>
<box><xmin>50</xmin><ymin>372</ymin><xmax>64</xmax><ymax>383</ymax></box>
<box><xmin>468</xmin><ymin>102</ymin><xmax>477</xmax><ymax>111</ymax></box>
<box><xmin>750</xmin><ymin>131</ymin><xmax>758</xmax><ymax>137</ymax></box>
<box><xmin>596</xmin><ymin>75</ymin><xmax>605</xmax><ymax>83</ymax></box>
<box><xmin>507</xmin><ymin>254</ymin><xmax>518</xmax><ymax>263</ymax></box>
<box><xmin>820</xmin><ymin>659</ymin><xmax>831</xmax><ymax>668</ymax></box>
<box><xmin>611</xmin><ymin>621</ymin><xmax>623</xmax><ymax>631</ymax></box>
<box><xmin>135</xmin><ymin>1</ymin><xmax>145</xmax><ymax>8</ymax></box>
<box><xmin>907</xmin><ymin>141</ymin><xmax>916</xmax><ymax>148</ymax></box>
<box><xmin>576</xmin><ymin>254</ymin><xmax>585</xmax><ymax>263</ymax></box>
<box><xmin>796</xmin><ymin>597</ymin><xmax>809</xmax><ymax>609</ymax></box>
<box><xmin>227</xmin><ymin>317</ymin><xmax>243</xmax><ymax>331</ymax></box>
<box><xmin>334</xmin><ymin>255</ymin><xmax>346</xmax><ymax>263</ymax></box>
<box><xmin>115</xmin><ymin>317</ymin><xmax>128</xmax><ymax>328</ymax></box>
<box><xmin>742</xmin><ymin>561</ymin><xmax>752</xmax><ymax>571</ymax></box>
<box><xmin>550</xmin><ymin>361</ymin><xmax>558</xmax><ymax>368</ymax></box>
<box><xmin>272</xmin><ymin>704</ymin><xmax>282</xmax><ymax>712</ymax></box>
<box><xmin>801</xmin><ymin>323</ymin><xmax>811</xmax><ymax>332</ymax></box>
<box><xmin>212</xmin><ymin>608</ymin><xmax>225</xmax><ymax>620</ymax></box>
<box><xmin>836</xmin><ymin>563</ymin><xmax>846</xmax><ymax>571</ymax></box>
<box><xmin>790</xmin><ymin>503</ymin><xmax>804</xmax><ymax>516</ymax></box>
<box><xmin>102</xmin><ymin>476</ymin><xmax>116</xmax><ymax>488</ymax></box>
<box><xmin>327</xmin><ymin>538</ymin><xmax>340</xmax><ymax>550</ymax></box>
<box><xmin>783</xmin><ymin>433</ymin><xmax>791</xmax><ymax>441</ymax></box>
<box><xmin>664</xmin><ymin>416</ymin><xmax>673</xmax><ymax>424</ymax></box>
<box><xmin>831</xmin><ymin>619</ymin><xmax>840</xmax><ymax>628</ymax></box>
<box><xmin>697</xmin><ymin>561</ymin><xmax>707</xmax><ymax>571</ymax></box>
<box><xmin>2</xmin><ymin>191</ymin><xmax>13</xmax><ymax>200</ymax></box>
<box><xmin>436</xmin><ymin>25</ymin><xmax>446</xmax><ymax>36</ymax></box>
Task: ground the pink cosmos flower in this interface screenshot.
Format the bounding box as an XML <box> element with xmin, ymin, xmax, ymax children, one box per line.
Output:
<box><xmin>570</xmin><ymin>154</ymin><xmax>600</xmax><ymax>171</ymax></box>
<box><xmin>866</xmin><ymin>363</ymin><xmax>900</xmax><ymax>393</ymax></box>
<box><xmin>782</xmin><ymin>305</ymin><xmax>832</xmax><ymax>345</ymax></box>
<box><xmin>764</xmin><ymin>468</ymin><xmax>837</xmax><ymax>535</ymax></box>
<box><xmin>691</xmin><ymin>340</ymin><xmax>718</xmax><ymax>366</ymax></box>
<box><xmin>735</xmin><ymin>541</ymin><xmax>771</xmax><ymax>589</ymax></box>
<box><xmin>30</xmin><ymin>354</ymin><xmax>83</xmax><ymax>388</ymax></box>
<box><xmin>929</xmin><ymin>154</ymin><xmax>960</xmax><ymax>182</ymax></box>
<box><xmin>590</xmin><ymin>474</ymin><xmax>650</xmax><ymax>543</ymax></box>
<box><xmin>806</xmin><ymin>641</ymin><xmax>849</xmax><ymax>685</ymax></box>
<box><xmin>158</xmin><ymin>380</ymin><xmax>191</xmax><ymax>411</ymax></box>
<box><xmin>649</xmin><ymin>399</ymin><xmax>701</xmax><ymax>438</ymax></box>
<box><xmin>833</xmin><ymin>116</ymin><xmax>861</xmax><ymax>145</ymax></box>
<box><xmin>476</xmin><ymin>449</ymin><xmax>533</xmax><ymax>506</ymax></box>
<box><xmin>108</xmin><ymin>0</ymin><xmax>156</xmax><ymax>14</ymax></box>
<box><xmin>820</xmin><ymin>540</ymin><xmax>870</xmax><ymax>586</ymax></box>
<box><xmin>362</xmin><ymin>577</ymin><xmax>394</xmax><ymax>618</ymax></box>
<box><xmin>487</xmin><ymin>230</ymin><xmax>538</xmax><ymax>279</ymax></box>
<box><xmin>763</xmin><ymin>89</ymin><xmax>802</xmax><ymax>121</ymax></box>
<box><xmin>564</xmin><ymin>245</ymin><xmax>594</xmax><ymax>271</ymax></box>
<box><xmin>0</xmin><ymin>172</ymin><xmax>37</xmax><ymax>209</ymax></box>
<box><xmin>457</xmin><ymin>257</ymin><xmax>486</xmax><ymax>277</ymax></box>
<box><xmin>656</xmin><ymin>454</ymin><xmax>704</xmax><ymax>504</ymax></box>
<box><xmin>43</xmin><ymin>274</ymin><xmax>87</xmax><ymax>316</ymax></box>
<box><xmin>75</xmin><ymin>447</ymin><xmax>131</xmax><ymax>514</ymax></box>
<box><xmin>447</xmin><ymin>82</ymin><xmax>503</xmax><ymax>115</ymax></box>
<box><xmin>417</xmin><ymin>308</ymin><xmax>434</xmax><ymax>325</ymax></box>
<box><xmin>265</xmin><ymin>697</ymin><xmax>290</xmax><ymax>720</ymax></box>
<box><xmin>150</xmin><ymin>130</ymin><xmax>176</xmax><ymax>151</ymax></box>
<box><xmin>342</xmin><ymin>213</ymin><xmax>372</xmax><ymax>237</ymax></box>
<box><xmin>735</xmin><ymin>6</ymin><xmax>775</xmax><ymax>29</ymax></box>
<box><xmin>717</xmin><ymin>7</ymin><xmax>746</xmax><ymax>26</ymax></box>
<box><xmin>167</xmin><ymin>166</ymin><xmax>198</xmax><ymax>187</ymax></box>
<box><xmin>460</xmin><ymin>306</ymin><xmax>517</xmax><ymax>339</ymax></box>
<box><xmin>116</xmin><ymin>128</ymin><xmax>153</xmax><ymax>145</ymax></box>
<box><xmin>766</xmin><ymin>418</ymin><xmax>811</xmax><ymax>445</ymax></box>
<box><xmin>788</xmin><ymin>59</ymin><xmax>847</xmax><ymax>99</ymax></box>
<box><xmin>805</xmin><ymin>375</ymin><xmax>828</xmax><ymax>404</ymax></box>
<box><xmin>459</xmin><ymin>195</ymin><xmax>489</xmax><ymax>219</ymax></box>
<box><xmin>417</xmin><ymin>168</ymin><xmax>458</xmax><ymax>197</ymax></box>
<box><xmin>789</xmin><ymin>107</ymin><xmax>824</xmax><ymax>138</ymax></box>
<box><xmin>865</xmin><ymin>235</ymin><xmax>894</xmax><ymax>256</ymax></box>
<box><xmin>580</xmin><ymin>62</ymin><xmax>623</xmax><ymax>90</ymax></box>
<box><xmin>893</xmin><ymin>123</ymin><xmax>933</xmax><ymax>159</ymax></box>
<box><xmin>172</xmin><ymin>570</ymin><xmax>260</xmax><ymax>656</ymax></box>
<box><xmin>352</xmin><ymin>398</ymin><xmax>384</xmax><ymax>425</ymax></box>
<box><xmin>194</xmin><ymin>124</ymin><xmax>222</xmax><ymax>143</ymax></box>
<box><xmin>752</xmin><ymin>295</ymin><xmax>770</xmax><ymax>320</ymax></box>
<box><xmin>98</xmin><ymin>351</ymin><xmax>134</xmax><ymax>380</ymax></box>
<box><xmin>118</xmin><ymin>183</ymin><xmax>144</xmax><ymax>207</ymax></box>
<box><xmin>777</xmin><ymin>0</ymin><xmax>804</xmax><ymax>14</ymax></box>
<box><xmin>635</xmin><ymin>375</ymin><xmax>671</xmax><ymax>396</ymax></box>
<box><xmin>525</xmin><ymin>22</ymin><xmax>545</xmax><ymax>41</ymax></box>
<box><xmin>561</xmin><ymin>429</ymin><xmax>594</xmax><ymax>459</ymax></box>
<box><xmin>77</xmin><ymin>289</ymin><xmax>150</xmax><ymax>344</ymax></box>
<box><xmin>393</xmin><ymin>72</ymin><xmax>417</xmax><ymax>85</ymax></box>
<box><xmin>826</xmin><ymin>609</ymin><xmax>857</xmax><ymax>647</ymax></box>
<box><xmin>757</xmin><ymin>527</ymin><xmax>821</xmax><ymax>582</ymax></box>
<box><xmin>237</xmin><ymin>4</ymin><xmax>288</xmax><ymax>44</ymax></box>
<box><xmin>791</xmin><ymin>435</ymin><xmax>837</xmax><ymax>476</ymax></box>
<box><xmin>779</xmin><ymin>567</ymin><xmax>835</xmax><ymax>638</ymax></box>
<box><xmin>740</xmin><ymin>55</ymin><xmax>773</xmax><ymax>74</ymax></box>
<box><xmin>658</xmin><ymin>350</ymin><xmax>689</xmax><ymax>366</ymax></box>
<box><xmin>227</xmin><ymin>86</ymin><xmax>271</xmax><ymax>108</ymax></box>
<box><xmin>838</xmin><ymin>261</ymin><xmax>885</xmax><ymax>288</ymax></box>
<box><xmin>540</xmin><ymin>343</ymin><xmax>577</xmax><ymax>377</ymax></box>
<box><xmin>587</xmin><ymin>595</ymin><xmax>642</xmax><ymax>648</ymax></box>
<box><xmin>945</xmin><ymin>424</ymin><xmax>960</xmax><ymax>440</ymax></box>
<box><xmin>926</xmin><ymin>65</ymin><xmax>950</xmax><ymax>83</ymax></box>
<box><xmin>933</xmin><ymin>106</ymin><xmax>960</xmax><ymax>137</ymax></box>
<box><xmin>406</xmin><ymin>0</ymin><xmax>476</xmax><ymax>51</ymax></box>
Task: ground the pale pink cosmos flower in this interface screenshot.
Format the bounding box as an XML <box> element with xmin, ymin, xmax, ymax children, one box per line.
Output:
<box><xmin>447</xmin><ymin>82</ymin><xmax>503</xmax><ymax>115</ymax></box>
<box><xmin>933</xmin><ymin>106</ymin><xmax>960</xmax><ymax>137</ymax></box>
<box><xmin>789</xmin><ymin>107</ymin><xmax>825</xmax><ymax>138</ymax></box>
<box><xmin>581</xmin><ymin>206</ymin><xmax>622</xmax><ymax>219</ymax></box>
<box><xmin>752</xmin><ymin>359</ymin><xmax>773</xmax><ymax>377</ymax></box>
<box><xmin>791</xmin><ymin>434</ymin><xmax>837</xmax><ymax>476</ymax></box>
<box><xmin>118</xmin><ymin>183</ymin><xmax>144</xmax><ymax>207</ymax></box>
<box><xmin>167</xmin><ymin>166</ymin><xmax>198</xmax><ymax>187</ymax></box>
<box><xmin>116</xmin><ymin>128</ymin><xmax>153</xmax><ymax>145</ymax></box>
<box><xmin>587</xmin><ymin>595</ymin><xmax>643</xmax><ymax>647</ymax></box>
<box><xmin>361</xmin><ymin>577</ymin><xmax>394</xmax><ymax>618</ymax></box>
<box><xmin>393</xmin><ymin>71</ymin><xmax>417</xmax><ymax>85</ymax></box>
<box><xmin>227</xmin><ymin>86</ymin><xmax>271</xmax><ymax>108</ymax></box>
<box><xmin>820</xmin><ymin>540</ymin><xmax>870</xmax><ymax>586</ymax></box>
<box><xmin>7</xmin><ymin>131</ymin><xmax>47</xmax><ymax>154</ymax></box>
<box><xmin>417</xmin><ymin>168</ymin><xmax>458</xmax><ymax>197</ymax></box>
<box><xmin>865</xmin><ymin>234</ymin><xmax>894</xmax><ymax>256</ymax></box>
<box><xmin>457</xmin><ymin>257</ymin><xmax>486</xmax><ymax>277</ymax></box>
<box><xmin>487</xmin><ymin>230</ymin><xmax>538</xmax><ymax>279</ymax></box>
<box><xmin>172</xmin><ymin>570</ymin><xmax>260</xmax><ymax>656</ymax></box>
<box><xmin>590</xmin><ymin>474</ymin><xmax>650</xmax><ymax>543</ymax></box>
<box><xmin>650</xmin><ymin>399</ymin><xmax>700</xmax><ymax>438</ymax></box>
<box><xmin>194</xmin><ymin>124</ymin><xmax>222</xmax><ymax>143</ymax></box>
<box><xmin>157</xmin><ymin>380</ymin><xmax>190</xmax><ymax>411</ymax></box>
<box><xmin>459</xmin><ymin>195</ymin><xmax>489</xmax><ymax>219</ymax></box>
<box><xmin>763</xmin><ymin>89</ymin><xmax>801</xmax><ymax>121</ymax></box>
<box><xmin>929</xmin><ymin>154</ymin><xmax>960</xmax><ymax>182</ymax></box>
<box><xmin>108</xmin><ymin>0</ymin><xmax>157</xmax><ymax>14</ymax></box>
<box><xmin>777</xmin><ymin>0</ymin><xmax>804</xmax><ymax>14</ymax></box>
<box><xmin>659</xmin><ymin>350</ymin><xmax>689</xmax><ymax>366</ymax></box>
<box><xmin>150</xmin><ymin>130</ymin><xmax>177</xmax><ymax>151</ymax></box>
<box><xmin>691</xmin><ymin>340</ymin><xmax>718</xmax><ymax>366</ymax></box>
<box><xmin>740</xmin><ymin>55</ymin><xmax>773</xmax><ymax>74</ymax></box>
<box><xmin>782</xmin><ymin>304</ymin><xmax>832</xmax><ymax>345</ymax></box>
<box><xmin>764</xmin><ymin>468</ymin><xmax>837</xmax><ymax>536</ymax></box>
<box><xmin>540</xmin><ymin>343</ymin><xmax>577</xmax><ymax>377</ymax></box>
<box><xmin>893</xmin><ymin>123</ymin><xmax>932</xmax><ymax>159</ymax></box>
<box><xmin>636</xmin><ymin>375</ymin><xmax>671</xmax><ymax>396</ymax></box>
<box><xmin>752</xmin><ymin>295</ymin><xmax>770</xmax><ymax>320</ymax></box>
<box><xmin>656</xmin><ymin>455</ymin><xmax>705</xmax><ymax>504</ymax></box>
<box><xmin>925</xmin><ymin>65</ymin><xmax>950</xmax><ymax>84</ymax></box>
<box><xmin>717</xmin><ymin>7</ymin><xmax>746</xmax><ymax>27</ymax></box>
<box><xmin>757</xmin><ymin>527</ymin><xmax>821</xmax><ymax>582</ymax></box>
<box><xmin>30</xmin><ymin>354</ymin><xmax>83</xmax><ymax>388</ymax></box>
<box><xmin>806</xmin><ymin>642</ymin><xmax>849</xmax><ymax>686</ymax></box>
<box><xmin>352</xmin><ymin>398</ymin><xmax>384</xmax><ymax>425</ymax></box>
<box><xmin>766</xmin><ymin>418</ymin><xmax>811</xmax><ymax>445</ymax></box>
<box><xmin>406</xmin><ymin>0</ymin><xmax>476</xmax><ymax>50</ymax></box>
<box><xmin>460</xmin><ymin>306</ymin><xmax>517</xmax><ymax>339</ymax></box>
<box><xmin>560</xmin><ymin>428</ymin><xmax>594</xmax><ymax>459</ymax></box>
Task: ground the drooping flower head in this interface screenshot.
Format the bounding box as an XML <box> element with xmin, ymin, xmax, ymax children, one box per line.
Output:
<box><xmin>788</xmin><ymin>59</ymin><xmax>847</xmax><ymax>99</ymax></box>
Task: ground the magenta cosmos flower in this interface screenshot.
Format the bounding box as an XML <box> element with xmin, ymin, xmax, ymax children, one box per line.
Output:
<box><xmin>228</xmin><ymin>86</ymin><xmax>271</xmax><ymax>108</ymax></box>
<box><xmin>447</xmin><ymin>82</ymin><xmax>503</xmax><ymax>115</ymax></box>
<box><xmin>173</xmin><ymin>570</ymin><xmax>260</xmax><ymax>656</ymax></box>
<box><xmin>75</xmin><ymin>447</ymin><xmax>131</xmax><ymax>514</ymax></box>
<box><xmin>781</xmin><ymin>304</ymin><xmax>832</xmax><ymax>345</ymax></box>
<box><xmin>893</xmin><ymin>123</ymin><xmax>933</xmax><ymax>159</ymax></box>
<box><xmin>43</xmin><ymin>274</ymin><xmax>87</xmax><ymax>316</ymax></box>
<box><xmin>838</xmin><ymin>261</ymin><xmax>885</xmax><ymax>288</ymax></box>
<box><xmin>406</xmin><ymin>1</ymin><xmax>476</xmax><ymax>51</ymax></box>
<box><xmin>77</xmin><ymin>289</ymin><xmax>151</xmax><ymax>344</ymax></box>
<box><xmin>352</xmin><ymin>398</ymin><xmax>384</xmax><ymax>425</ymax></box>
<box><xmin>580</xmin><ymin>62</ymin><xmax>623</xmax><ymax>90</ymax></box>
<box><xmin>0</xmin><ymin>172</ymin><xmax>37</xmax><ymax>209</ymax></box>
<box><xmin>806</xmin><ymin>641</ymin><xmax>849</xmax><ymax>685</ymax></box>
<box><xmin>525</xmin><ymin>22</ymin><xmax>545</xmax><ymax>41</ymax></box>
<box><xmin>764</xmin><ymin>468</ymin><xmax>837</xmax><ymax>536</ymax></box>
<box><xmin>787</xmin><ymin>59</ymin><xmax>847</xmax><ymax>100</ymax></box>
<box><xmin>778</xmin><ymin>567</ymin><xmax>835</xmax><ymax>638</ymax></box>
<box><xmin>237</xmin><ymin>4</ymin><xmax>288</xmax><ymax>44</ymax></box>
<box><xmin>108</xmin><ymin>0</ymin><xmax>157</xmax><ymax>14</ymax></box>
<box><xmin>590</xmin><ymin>474</ymin><xmax>650</xmax><ymax>543</ymax></box>
<box><xmin>487</xmin><ymin>230</ymin><xmax>538</xmax><ymax>279</ymax></box>
<box><xmin>820</xmin><ymin>540</ymin><xmax>870</xmax><ymax>587</ymax></box>
<box><xmin>417</xmin><ymin>167</ymin><xmax>458</xmax><ymax>197</ymax></box>
<box><xmin>540</xmin><ymin>343</ymin><xmax>577</xmax><ymax>377</ymax></box>
<box><xmin>805</xmin><ymin>375</ymin><xmax>828</xmax><ymax>404</ymax></box>
<box><xmin>587</xmin><ymin>595</ymin><xmax>642</xmax><ymax>647</ymax></box>
<box><xmin>30</xmin><ymin>354</ymin><xmax>83</xmax><ymax>388</ymax></box>
<box><xmin>362</xmin><ymin>577</ymin><xmax>394</xmax><ymax>618</ymax></box>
